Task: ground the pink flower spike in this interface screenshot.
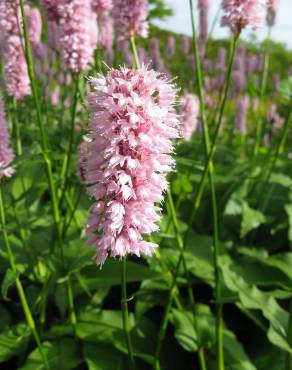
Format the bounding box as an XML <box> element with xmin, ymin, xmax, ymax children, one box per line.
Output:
<box><xmin>82</xmin><ymin>66</ymin><xmax>180</xmax><ymax>265</ymax></box>
<box><xmin>221</xmin><ymin>0</ymin><xmax>265</xmax><ymax>35</ymax></box>
<box><xmin>180</xmin><ymin>94</ymin><xmax>199</xmax><ymax>140</ymax></box>
<box><xmin>266</xmin><ymin>0</ymin><xmax>279</xmax><ymax>26</ymax></box>
<box><xmin>112</xmin><ymin>0</ymin><xmax>148</xmax><ymax>40</ymax></box>
<box><xmin>58</xmin><ymin>0</ymin><xmax>96</xmax><ymax>73</ymax></box>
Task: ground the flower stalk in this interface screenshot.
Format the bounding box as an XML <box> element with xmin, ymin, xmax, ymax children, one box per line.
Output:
<box><xmin>0</xmin><ymin>185</ymin><xmax>50</xmax><ymax>370</ymax></box>
<box><xmin>121</xmin><ymin>257</ymin><xmax>136</xmax><ymax>370</ymax></box>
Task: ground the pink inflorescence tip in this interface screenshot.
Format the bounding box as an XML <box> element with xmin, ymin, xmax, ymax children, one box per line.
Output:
<box><xmin>0</xmin><ymin>93</ymin><xmax>14</xmax><ymax>179</ymax></box>
<box><xmin>40</xmin><ymin>0</ymin><xmax>60</xmax><ymax>21</ymax></box>
<box><xmin>82</xmin><ymin>66</ymin><xmax>180</xmax><ymax>265</ymax></box>
<box><xmin>266</xmin><ymin>0</ymin><xmax>279</xmax><ymax>26</ymax></box>
<box><xmin>180</xmin><ymin>93</ymin><xmax>200</xmax><ymax>141</ymax></box>
<box><xmin>221</xmin><ymin>0</ymin><xmax>265</xmax><ymax>35</ymax></box>
<box><xmin>58</xmin><ymin>0</ymin><xmax>96</xmax><ymax>72</ymax></box>
<box><xmin>112</xmin><ymin>0</ymin><xmax>148</xmax><ymax>40</ymax></box>
<box><xmin>0</xmin><ymin>0</ymin><xmax>31</xmax><ymax>100</ymax></box>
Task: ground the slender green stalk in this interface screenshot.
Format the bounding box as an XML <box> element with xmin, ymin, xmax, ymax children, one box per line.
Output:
<box><xmin>19</xmin><ymin>0</ymin><xmax>60</xmax><ymax>236</ymax></box>
<box><xmin>189</xmin><ymin>1</ymin><xmax>224</xmax><ymax>368</ymax></box>
<box><xmin>189</xmin><ymin>35</ymin><xmax>238</xmax><ymax>212</ymax></box>
<box><xmin>121</xmin><ymin>257</ymin><xmax>136</xmax><ymax>370</ymax></box>
<box><xmin>19</xmin><ymin>0</ymin><xmax>76</xmax><ymax>328</ymax></box>
<box><xmin>0</xmin><ymin>185</ymin><xmax>50</xmax><ymax>370</ymax></box>
<box><xmin>58</xmin><ymin>74</ymin><xmax>80</xmax><ymax>210</ymax></box>
<box><xmin>130</xmin><ymin>37</ymin><xmax>141</xmax><ymax>69</ymax></box>
<box><xmin>168</xmin><ymin>191</ymin><xmax>207</xmax><ymax>370</ymax></box>
<box><xmin>252</xmin><ymin>27</ymin><xmax>272</xmax><ymax>161</ymax></box>
<box><xmin>13</xmin><ymin>99</ymin><xmax>22</xmax><ymax>156</ymax></box>
<box><xmin>250</xmin><ymin>101</ymin><xmax>292</xmax><ymax>244</ymax></box>
<box><xmin>262</xmin><ymin>102</ymin><xmax>292</xmax><ymax>188</ymax></box>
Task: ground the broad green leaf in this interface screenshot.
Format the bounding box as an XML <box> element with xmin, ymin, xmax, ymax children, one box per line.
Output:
<box><xmin>1</xmin><ymin>269</ymin><xmax>19</xmax><ymax>300</ymax></box>
<box><xmin>238</xmin><ymin>247</ymin><xmax>292</xmax><ymax>280</ymax></box>
<box><xmin>0</xmin><ymin>323</ymin><xmax>31</xmax><ymax>363</ymax></box>
<box><xmin>172</xmin><ymin>174</ymin><xmax>193</xmax><ymax>194</ymax></box>
<box><xmin>270</xmin><ymin>173</ymin><xmax>292</xmax><ymax>188</ymax></box>
<box><xmin>254</xmin><ymin>345</ymin><xmax>286</xmax><ymax>370</ymax></box>
<box><xmin>76</xmin><ymin>309</ymin><xmax>123</xmax><ymax>343</ymax></box>
<box><xmin>79</xmin><ymin>259</ymin><xmax>161</xmax><ymax>289</ymax></box>
<box><xmin>221</xmin><ymin>262</ymin><xmax>292</xmax><ymax>353</ymax></box>
<box><xmin>83</xmin><ymin>342</ymin><xmax>123</xmax><ymax>370</ymax></box>
<box><xmin>278</xmin><ymin>77</ymin><xmax>292</xmax><ymax>98</ymax></box>
<box><xmin>0</xmin><ymin>304</ymin><xmax>10</xmax><ymax>331</ymax></box>
<box><xmin>172</xmin><ymin>306</ymin><xmax>256</xmax><ymax>369</ymax></box>
<box><xmin>240</xmin><ymin>201</ymin><xmax>267</xmax><ymax>238</ymax></box>
<box><xmin>77</xmin><ymin>308</ymin><xmax>155</xmax><ymax>363</ymax></box>
<box><xmin>19</xmin><ymin>338</ymin><xmax>81</xmax><ymax>370</ymax></box>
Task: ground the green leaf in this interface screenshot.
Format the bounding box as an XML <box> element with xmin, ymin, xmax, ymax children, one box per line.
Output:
<box><xmin>0</xmin><ymin>304</ymin><xmax>10</xmax><ymax>331</ymax></box>
<box><xmin>172</xmin><ymin>306</ymin><xmax>256</xmax><ymax>369</ymax></box>
<box><xmin>239</xmin><ymin>247</ymin><xmax>292</xmax><ymax>280</ymax></box>
<box><xmin>79</xmin><ymin>259</ymin><xmax>161</xmax><ymax>289</ymax></box>
<box><xmin>1</xmin><ymin>269</ymin><xmax>19</xmax><ymax>301</ymax></box>
<box><xmin>0</xmin><ymin>323</ymin><xmax>31</xmax><ymax>363</ymax></box>
<box><xmin>19</xmin><ymin>338</ymin><xmax>81</xmax><ymax>370</ymax></box>
<box><xmin>240</xmin><ymin>201</ymin><xmax>267</xmax><ymax>238</ymax></box>
<box><xmin>83</xmin><ymin>342</ymin><xmax>123</xmax><ymax>370</ymax></box>
<box><xmin>76</xmin><ymin>309</ymin><xmax>123</xmax><ymax>343</ymax></box>
<box><xmin>278</xmin><ymin>76</ymin><xmax>292</xmax><ymax>98</ymax></box>
<box><xmin>77</xmin><ymin>308</ymin><xmax>155</xmax><ymax>363</ymax></box>
<box><xmin>269</xmin><ymin>173</ymin><xmax>292</xmax><ymax>188</ymax></box>
<box><xmin>221</xmin><ymin>261</ymin><xmax>292</xmax><ymax>353</ymax></box>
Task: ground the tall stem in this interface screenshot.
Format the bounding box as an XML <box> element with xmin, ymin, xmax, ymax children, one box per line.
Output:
<box><xmin>0</xmin><ymin>185</ymin><xmax>50</xmax><ymax>370</ymax></box>
<box><xmin>13</xmin><ymin>99</ymin><xmax>22</xmax><ymax>156</ymax></box>
<box><xmin>189</xmin><ymin>1</ymin><xmax>224</xmax><ymax>368</ymax></box>
<box><xmin>59</xmin><ymin>74</ymin><xmax>80</xmax><ymax>209</ymax></box>
<box><xmin>130</xmin><ymin>36</ymin><xmax>141</xmax><ymax>69</ymax></box>
<box><xmin>252</xmin><ymin>27</ymin><xmax>272</xmax><ymax>161</ymax></box>
<box><xmin>19</xmin><ymin>0</ymin><xmax>76</xmax><ymax>328</ymax></box>
<box><xmin>121</xmin><ymin>257</ymin><xmax>136</xmax><ymax>370</ymax></box>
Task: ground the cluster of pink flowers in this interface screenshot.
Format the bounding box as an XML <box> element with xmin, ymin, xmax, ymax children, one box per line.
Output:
<box><xmin>40</xmin><ymin>0</ymin><xmax>60</xmax><ymax>21</ymax></box>
<box><xmin>58</xmin><ymin>0</ymin><xmax>97</xmax><ymax>72</ymax></box>
<box><xmin>112</xmin><ymin>0</ymin><xmax>148</xmax><ymax>40</ymax></box>
<box><xmin>81</xmin><ymin>66</ymin><xmax>180</xmax><ymax>265</ymax></box>
<box><xmin>267</xmin><ymin>104</ymin><xmax>284</xmax><ymax>129</ymax></box>
<box><xmin>198</xmin><ymin>0</ymin><xmax>209</xmax><ymax>49</ymax></box>
<box><xmin>0</xmin><ymin>93</ymin><xmax>14</xmax><ymax>179</ymax></box>
<box><xmin>180</xmin><ymin>94</ymin><xmax>199</xmax><ymax>140</ymax></box>
<box><xmin>0</xmin><ymin>0</ymin><xmax>31</xmax><ymax>100</ymax></box>
<box><xmin>221</xmin><ymin>0</ymin><xmax>264</xmax><ymax>34</ymax></box>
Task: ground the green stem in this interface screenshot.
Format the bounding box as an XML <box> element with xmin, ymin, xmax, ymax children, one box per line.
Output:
<box><xmin>0</xmin><ymin>185</ymin><xmax>50</xmax><ymax>370</ymax></box>
<box><xmin>19</xmin><ymin>0</ymin><xmax>60</xmax><ymax>239</ymax></box>
<box><xmin>121</xmin><ymin>257</ymin><xmax>136</xmax><ymax>370</ymax></box>
<box><xmin>19</xmin><ymin>0</ymin><xmax>77</xmax><ymax>329</ymax></box>
<box><xmin>59</xmin><ymin>74</ymin><xmax>79</xmax><ymax>210</ymax></box>
<box><xmin>130</xmin><ymin>36</ymin><xmax>141</xmax><ymax>69</ymax></box>
<box><xmin>190</xmin><ymin>35</ymin><xmax>238</xmax><ymax>212</ymax></box>
<box><xmin>250</xmin><ymin>101</ymin><xmax>292</xmax><ymax>243</ymax></box>
<box><xmin>168</xmin><ymin>191</ymin><xmax>207</xmax><ymax>370</ymax></box>
<box><xmin>189</xmin><ymin>1</ymin><xmax>226</xmax><ymax>368</ymax></box>
<box><xmin>13</xmin><ymin>99</ymin><xmax>22</xmax><ymax>156</ymax></box>
<box><xmin>252</xmin><ymin>27</ymin><xmax>272</xmax><ymax>162</ymax></box>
